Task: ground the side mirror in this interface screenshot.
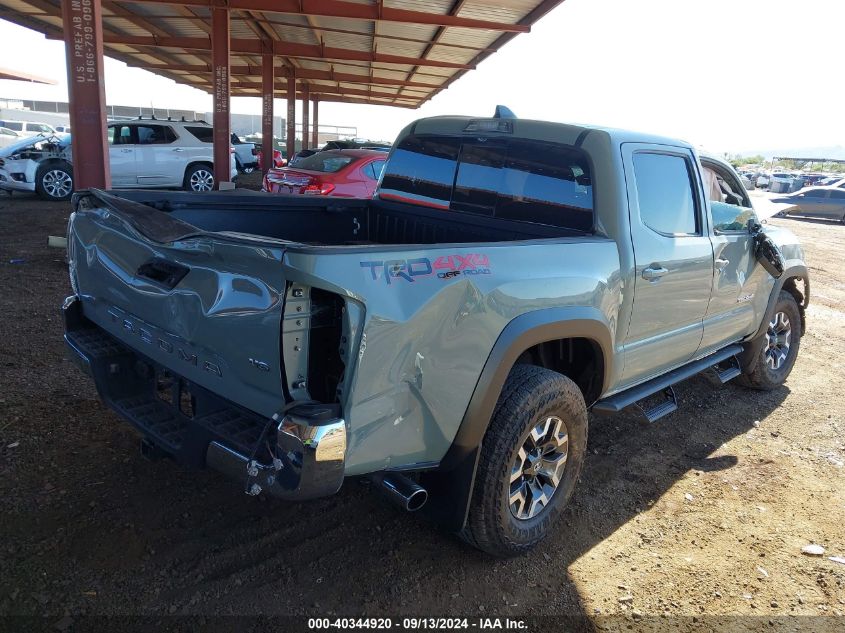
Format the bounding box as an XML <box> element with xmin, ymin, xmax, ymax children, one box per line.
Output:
<box><xmin>747</xmin><ymin>218</ymin><xmax>762</xmax><ymax>235</ymax></box>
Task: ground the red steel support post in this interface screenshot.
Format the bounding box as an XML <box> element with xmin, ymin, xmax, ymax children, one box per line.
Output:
<box><xmin>211</xmin><ymin>7</ymin><xmax>231</xmax><ymax>188</ymax></box>
<box><xmin>286</xmin><ymin>67</ymin><xmax>296</xmax><ymax>160</ymax></box>
<box><xmin>261</xmin><ymin>52</ymin><xmax>274</xmax><ymax>173</ymax></box>
<box><xmin>62</xmin><ymin>0</ymin><xmax>110</xmax><ymax>189</ymax></box>
<box><xmin>311</xmin><ymin>96</ymin><xmax>319</xmax><ymax>148</ymax></box>
<box><xmin>301</xmin><ymin>84</ymin><xmax>310</xmax><ymax>149</ymax></box>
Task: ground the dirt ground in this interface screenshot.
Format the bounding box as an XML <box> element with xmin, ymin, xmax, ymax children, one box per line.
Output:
<box><xmin>0</xmin><ymin>190</ymin><xmax>843</xmax><ymax>629</ymax></box>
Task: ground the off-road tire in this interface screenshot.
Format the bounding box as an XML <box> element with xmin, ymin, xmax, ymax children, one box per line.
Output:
<box><xmin>459</xmin><ymin>365</ymin><xmax>588</xmax><ymax>557</ymax></box>
<box><xmin>35</xmin><ymin>161</ymin><xmax>74</xmax><ymax>201</ymax></box>
<box><xmin>738</xmin><ymin>290</ymin><xmax>802</xmax><ymax>391</ymax></box>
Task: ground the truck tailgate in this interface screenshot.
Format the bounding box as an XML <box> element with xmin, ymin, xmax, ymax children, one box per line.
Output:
<box><xmin>68</xmin><ymin>191</ymin><xmax>287</xmax><ymax>421</ymax></box>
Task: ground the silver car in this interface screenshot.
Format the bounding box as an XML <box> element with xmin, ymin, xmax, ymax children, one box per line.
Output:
<box><xmin>773</xmin><ymin>187</ymin><xmax>845</xmax><ymax>223</ymax></box>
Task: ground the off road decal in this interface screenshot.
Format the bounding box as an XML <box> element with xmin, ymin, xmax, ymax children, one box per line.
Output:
<box><xmin>360</xmin><ymin>254</ymin><xmax>491</xmax><ymax>285</ymax></box>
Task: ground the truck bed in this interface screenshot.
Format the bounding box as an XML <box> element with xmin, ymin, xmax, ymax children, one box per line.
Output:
<box><xmin>112</xmin><ymin>189</ymin><xmax>584</xmax><ymax>246</ymax></box>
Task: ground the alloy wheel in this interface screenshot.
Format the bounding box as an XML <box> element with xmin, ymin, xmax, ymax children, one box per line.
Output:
<box><xmin>189</xmin><ymin>169</ymin><xmax>214</xmax><ymax>192</ymax></box>
<box><xmin>43</xmin><ymin>170</ymin><xmax>72</xmax><ymax>199</ymax></box>
<box><xmin>765</xmin><ymin>311</ymin><xmax>792</xmax><ymax>370</ymax></box>
<box><xmin>508</xmin><ymin>415</ymin><xmax>569</xmax><ymax>520</ymax></box>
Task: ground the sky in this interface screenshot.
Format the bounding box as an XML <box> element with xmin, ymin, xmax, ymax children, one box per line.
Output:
<box><xmin>0</xmin><ymin>0</ymin><xmax>842</xmax><ymax>156</ymax></box>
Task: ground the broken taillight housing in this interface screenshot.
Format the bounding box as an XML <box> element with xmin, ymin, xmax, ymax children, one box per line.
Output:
<box><xmin>303</xmin><ymin>182</ymin><xmax>335</xmax><ymax>195</ymax></box>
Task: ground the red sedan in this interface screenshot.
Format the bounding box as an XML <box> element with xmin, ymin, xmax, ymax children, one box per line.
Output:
<box><xmin>263</xmin><ymin>149</ymin><xmax>387</xmax><ymax>197</ymax></box>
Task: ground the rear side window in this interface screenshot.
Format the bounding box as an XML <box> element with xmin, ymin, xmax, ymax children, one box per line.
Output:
<box><xmin>4</xmin><ymin>121</ymin><xmax>22</xmax><ymax>131</ymax></box>
<box><xmin>496</xmin><ymin>140</ymin><xmax>593</xmax><ymax>229</ymax></box>
<box><xmin>380</xmin><ymin>134</ymin><xmax>593</xmax><ymax>230</ymax></box>
<box><xmin>633</xmin><ymin>153</ymin><xmax>698</xmax><ymax>235</ymax></box>
<box><xmin>184</xmin><ymin>126</ymin><xmax>213</xmax><ymax>143</ymax></box>
<box><xmin>136</xmin><ymin>125</ymin><xmax>176</xmax><ymax>144</ymax></box>
<box><xmin>380</xmin><ymin>136</ymin><xmax>461</xmax><ymax>209</ymax></box>
<box><xmin>293</xmin><ymin>152</ymin><xmax>355</xmax><ymax>173</ymax></box>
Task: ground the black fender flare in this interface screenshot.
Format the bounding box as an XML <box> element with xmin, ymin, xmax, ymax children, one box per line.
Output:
<box><xmin>419</xmin><ymin>307</ymin><xmax>614</xmax><ymax>531</ymax></box>
<box><xmin>739</xmin><ymin>264</ymin><xmax>809</xmax><ymax>371</ymax></box>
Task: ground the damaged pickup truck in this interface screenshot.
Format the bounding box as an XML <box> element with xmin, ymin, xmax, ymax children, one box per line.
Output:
<box><xmin>63</xmin><ymin>111</ymin><xmax>809</xmax><ymax>556</ymax></box>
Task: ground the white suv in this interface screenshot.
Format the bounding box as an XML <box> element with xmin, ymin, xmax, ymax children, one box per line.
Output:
<box><xmin>0</xmin><ymin>119</ymin><xmax>236</xmax><ymax>201</ymax></box>
<box><xmin>108</xmin><ymin>119</ymin><xmax>236</xmax><ymax>192</ymax></box>
<box><xmin>0</xmin><ymin>120</ymin><xmax>57</xmax><ymax>137</ymax></box>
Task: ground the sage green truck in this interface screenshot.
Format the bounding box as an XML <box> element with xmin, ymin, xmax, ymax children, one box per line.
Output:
<box><xmin>63</xmin><ymin>112</ymin><xmax>808</xmax><ymax>556</ymax></box>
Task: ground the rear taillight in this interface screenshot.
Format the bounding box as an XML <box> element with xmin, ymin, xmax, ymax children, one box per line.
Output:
<box><xmin>303</xmin><ymin>182</ymin><xmax>335</xmax><ymax>195</ymax></box>
<box><xmin>251</xmin><ymin>148</ymin><xmax>258</xmax><ymax>156</ymax></box>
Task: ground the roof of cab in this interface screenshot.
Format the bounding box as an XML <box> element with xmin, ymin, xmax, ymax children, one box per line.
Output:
<box><xmin>405</xmin><ymin>115</ymin><xmax>693</xmax><ymax>151</ymax></box>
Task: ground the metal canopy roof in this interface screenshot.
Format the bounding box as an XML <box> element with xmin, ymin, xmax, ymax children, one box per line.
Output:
<box><xmin>0</xmin><ymin>0</ymin><xmax>563</xmax><ymax>109</ymax></box>
<box><xmin>0</xmin><ymin>66</ymin><xmax>56</xmax><ymax>83</ymax></box>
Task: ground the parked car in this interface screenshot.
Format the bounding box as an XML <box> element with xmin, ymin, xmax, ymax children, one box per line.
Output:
<box><xmin>231</xmin><ymin>133</ymin><xmax>258</xmax><ymax>173</ymax></box>
<box><xmin>769</xmin><ymin>172</ymin><xmax>797</xmax><ymax>193</ymax></box>
<box><xmin>0</xmin><ymin>126</ymin><xmax>21</xmax><ymax>148</ymax></box>
<box><xmin>256</xmin><ymin>146</ymin><xmax>286</xmax><ymax>170</ymax></box>
<box><xmin>263</xmin><ymin>149</ymin><xmax>386</xmax><ymax>197</ymax></box>
<box><xmin>63</xmin><ymin>111</ymin><xmax>808</xmax><ymax>556</ymax></box>
<box><xmin>801</xmin><ymin>173</ymin><xmax>826</xmax><ymax>187</ymax></box>
<box><xmin>0</xmin><ymin>119</ymin><xmax>237</xmax><ymax>200</ymax></box>
<box><xmin>772</xmin><ymin>187</ymin><xmax>845</xmax><ymax>222</ymax></box>
<box><xmin>0</xmin><ymin>120</ymin><xmax>56</xmax><ymax>137</ymax></box>
<box><xmin>739</xmin><ymin>172</ymin><xmax>754</xmax><ymax>189</ymax></box>
<box><xmin>756</xmin><ymin>173</ymin><xmax>770</xmax><ymax>189</ymax></box>
<box><xmin>54</xmin><ymin>125</ymin><xmax>72</xmax><ymax>134</ymax></box>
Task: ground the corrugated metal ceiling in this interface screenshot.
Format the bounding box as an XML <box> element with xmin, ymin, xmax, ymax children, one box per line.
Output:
<box><xmin>0</xmin><ymin>0</ymin><xmax>564</xmax><ymax>108</ymax></box>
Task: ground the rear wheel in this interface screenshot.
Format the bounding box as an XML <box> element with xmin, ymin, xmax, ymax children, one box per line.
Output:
<box><xmin>460</xmin><ymin>365</ymin><xmax>588</xmax><ymax>557</ymax></box>
<box><xmin>739</xmin><ymin>290</ymin><xmax>802</xmax><ymax>390</ymax></box>
<box><xmin>35</xmin><ymin>161</ymin><xmax>73</xmax><ymax>201</ymax></box>
<box><xmin>184</xmin><ymin>164</ymin><xmax>215</xmax><ymax>192</ymax></box>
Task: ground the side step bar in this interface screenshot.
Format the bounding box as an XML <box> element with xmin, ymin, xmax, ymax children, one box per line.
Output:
<box><xmin>592</xmin><ymin>344</ymin><xmax>744</xmax><ymax>420</ymax></box>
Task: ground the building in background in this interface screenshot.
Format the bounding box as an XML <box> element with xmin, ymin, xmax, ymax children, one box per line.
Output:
<box><xmin>0</xmin><ymin>98</ymin><xmax>356</xmax><ymax>145</ymax></box>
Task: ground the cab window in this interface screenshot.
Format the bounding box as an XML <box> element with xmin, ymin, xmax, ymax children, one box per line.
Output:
<box><xmin>701</xmin><ymin>162</ymin><xmax>757</xmax><ymax>233</ymax></box>
<box><xmin>633</xmin><ymin>152</ymin><xmax>698</xmax><ymax>235</ymax></box>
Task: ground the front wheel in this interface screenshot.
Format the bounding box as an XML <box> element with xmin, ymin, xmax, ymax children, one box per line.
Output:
<box><xmin>184</xmin><ymin>164</ymin><xmax>215</xmax><ymax>192</ymax></box>
<box><xmin>35</xmin><ymin>162</ymin><xmax>74</xmax><ymax>201</ymax></box>
<box><xmin>739</xmin><ymin>290</ymin><xmax>802</xmax><ymax>390</ymax></box>
<box><xmin>460</xmin><ymin>365</ymin><xmax>588</xmax><ymax>557</ymax></box>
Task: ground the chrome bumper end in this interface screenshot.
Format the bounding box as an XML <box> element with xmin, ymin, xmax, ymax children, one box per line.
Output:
<box><xmin>206</xmin><ymin>416</ymin><xmax>346</xmax><ymax>501</ymax></box>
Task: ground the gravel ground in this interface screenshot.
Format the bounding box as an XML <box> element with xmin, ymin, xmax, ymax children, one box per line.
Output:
<box><xmin>1</xmin><ymin>191</ymin><xmax>843</xmax><ymax>628</ymax></box>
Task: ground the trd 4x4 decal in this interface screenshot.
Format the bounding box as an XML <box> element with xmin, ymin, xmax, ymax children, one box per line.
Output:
<box><xmin>360</xmin><ymin>254</ymin><xmax>491</xmax><ymax>285</ymax></box>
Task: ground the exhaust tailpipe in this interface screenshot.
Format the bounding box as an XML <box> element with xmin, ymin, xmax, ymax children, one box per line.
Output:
<box><xmin>369</xmin><ymin>472</ymin><xmax>428</xmax><ymax>512</ymax></box>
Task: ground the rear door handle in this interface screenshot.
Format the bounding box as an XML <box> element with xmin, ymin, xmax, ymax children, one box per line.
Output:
<box><xmin>642</xmin><ymin>266</ymin><xmax>668</xmax><ymax>281</ymax></box>
<box><xmin>715</xmin><ymin>258</ymin><xmax>730</xmax><ymax>271</ymax></box>
<box><xmin>172</xmin><ymin>148</ymin><xmax>184</xmax><ymax>152</ymax></box>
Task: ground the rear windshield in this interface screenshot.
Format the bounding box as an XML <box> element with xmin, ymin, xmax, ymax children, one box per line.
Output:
<box><xmin>379</xmin><ymin>134</ymin><xmax>593</xmax><ymax>231</ymax></box>
<box><xmin>293</xmin><ymin>152</ymin><xmax>355</xmax><ymax>173</ymax></box>
<box><xmin>184</xmin><ymin>126</ymin><xmax>213</xmax><ymax>143</ymax></box>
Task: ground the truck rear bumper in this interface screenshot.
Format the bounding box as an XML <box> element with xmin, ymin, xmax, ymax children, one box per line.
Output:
<box><xmin>62</xmin><ymin>295</ymin><xmax>346</xmax><ymax>501</ymax></box>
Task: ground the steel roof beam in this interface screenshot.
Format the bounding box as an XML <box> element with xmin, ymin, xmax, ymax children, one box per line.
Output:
<box><xmin>51</xmin><ymin>33</ymin><xmax>474</xmax><ymax>69</ymax></box>
<box><xmin>138</xmin><ymin>63</ymin><xmax>441</xmax><ymax>89</ymax></box>
<box><xmin>125</xmin><ymin>0</ymin><xmax>529</xmax><ymax>32</ymax></box>
<box><xmin>229</xmin><ymin>80</ymin><xmax>412</xmax><ymax>103</ymax></box>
